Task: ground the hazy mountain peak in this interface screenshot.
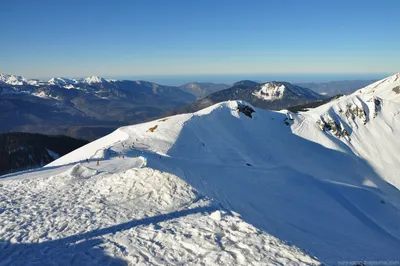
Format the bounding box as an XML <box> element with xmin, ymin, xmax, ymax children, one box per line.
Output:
<box><xmin>233</xmin><ymin>80</ymin><xmax>259</xmax><ymax>87</ymax></box>
<box><xmin>179</xmin><ymin>82</ymin><xmax>231</xmax><ymax>98</ymax></box>
<box><xmin>82</xmin><ymin>76</ymin><xmax>106</xmax><ymax>84</ymax></box>
<box><xmin>0</xmin><ymin>73</ymin><xmax>28</xmax><ymax>85</ymax></box>
<box><xmin>48</xmin><ymin>77</ymin><xmax>79</xmax><ymax>86</ymax></box>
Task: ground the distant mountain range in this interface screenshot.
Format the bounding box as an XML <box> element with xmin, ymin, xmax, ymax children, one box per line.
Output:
<box><xmin>1</xmin><ymin>73</ymin><xmax>378</xmax><ymax>141</ymax></box>
<box><xmin>177</xmin><ymin>80</ymin><xmax>326</xmax><ymax>114</ymax></box>
<box><xmin>0</xmin><ymin>73</ymin><xmax>197</xmax><ymax>140</ymax></box>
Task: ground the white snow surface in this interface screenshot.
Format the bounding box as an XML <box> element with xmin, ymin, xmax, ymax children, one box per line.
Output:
<box><xmin>48</xmin><ymin>77</ymin><xmax>79</xmax><ymax>87</ymax></box>
<box><xmin>82</xmin><ymin>76</ymin><xmax>107</xmax><ymax>84</ymax></box>
<box><xmin>0</xmin><ymin>73</ymin><xmax>28</xmax><ymax>85</ymax></box>
<box><xmin>0</xmin><ymin>162</ymin><xmax>317</xmax><ymax>265</ymax></box>
<box><xmin>0</xmin><ymin>73</ymin><xmax>111</xmax><ymax>87</ymax></box>
<box><xmin>27</xmin><ymin>79</ymin><xmax>41</xmax><ymax>86</ymax></box>
<box><xmin>252</xmin><ymin>82</ymin><xmax>321</xmax><ymax>101</ymax></box>
<box><xmin>2</xmin><ymin>73</ymin><xmax>400</xmax><ymax>265</ymax></box>
<box><xmin>31</xmin><ymin>90</ymin><xmax>61</xmax><ymax>100</ymax></box>
<box><xmin>253</xmin><ymin>82</ymin><xmax>287</xmax><ymax>100</ymax></box>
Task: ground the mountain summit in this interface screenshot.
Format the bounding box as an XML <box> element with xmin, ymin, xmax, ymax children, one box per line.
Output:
<box><xmin>82</xmin><ymin>76</ymin><xmax>107</xmax><ymax>84</ymax></box>
<box><xmin>0</xmin><ymin>73</ymin><xmax>28</xmax><ymax>85</ymax></box>
<box><xmin>179</xmin><ymin>80</ymin><xmax>325</xmax><ymax>113</ymax></box>
<box><xmin>252</xmin><ymin>81</ymin><xmax>323</xmax><ymax>101</ymax></box>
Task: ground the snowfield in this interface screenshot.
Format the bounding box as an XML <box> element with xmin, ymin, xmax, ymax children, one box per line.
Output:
<box><xmin>1</xmin><ymin>73</ymin><xmax>400</xmax><ymax>265</ymax></box>
<box><xmin>0</xmin><ymin>163</ymin><xmax>317</xmax><ymax>265</ymax></box>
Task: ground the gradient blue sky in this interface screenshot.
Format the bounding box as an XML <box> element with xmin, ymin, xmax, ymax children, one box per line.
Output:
<box><xmin>1</xmin><ymin>0</ymin><xmax>399</xmax><ymax>82</ymax></box>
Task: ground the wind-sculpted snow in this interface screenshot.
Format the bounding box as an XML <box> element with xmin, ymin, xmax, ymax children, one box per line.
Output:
<box><xmin>0</xmin><ymin>163</ymin><xmax>318</xmax><ymax>265</ymax></box>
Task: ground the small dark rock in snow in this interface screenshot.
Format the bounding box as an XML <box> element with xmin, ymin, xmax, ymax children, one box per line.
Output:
<box><xmin>237</xmin><ymin>104</ymin><xmax>255</xmax><ymax>118</ymax></box>
<box><xmin>392</xmin><ymin>86</ymin><xmax>400</xmax><ymax>94</ymax></box>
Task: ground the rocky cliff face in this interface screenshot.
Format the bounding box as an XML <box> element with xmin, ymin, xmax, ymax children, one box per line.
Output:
<box><xmin>310</xmin><ymin>74</ymin><xmax>400</xmax><ymax>144</ymax></box>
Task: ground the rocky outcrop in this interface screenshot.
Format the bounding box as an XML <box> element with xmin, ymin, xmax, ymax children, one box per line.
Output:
<box><xmin>316</xmin><ymin>97</ymin><xmax>383</xmax><ymax>140</ymax></box>
<box><xmin>344</xmin><ymin>103</ymin><xmax>368</xmax><ymax>125</ymax></box>
<box><xmin>316</xmin><ymin>116</ymin><xmax>349</xmax><ymax>138</ymax></box>
<box><xmin>237</xmin><ymin>103</ymin><xmax>255</xmax><ymax>118</ymax></box>
<box><xmin>372</xmin><ymin>97</ymin><xmax>382</xmax><ymax>118</ymax></box>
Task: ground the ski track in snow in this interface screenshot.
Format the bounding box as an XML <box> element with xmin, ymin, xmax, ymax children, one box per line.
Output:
<box><xmin>2</xmin><ymin>74</ymin><xmax>400</xmax><ymax>265</ymax></box>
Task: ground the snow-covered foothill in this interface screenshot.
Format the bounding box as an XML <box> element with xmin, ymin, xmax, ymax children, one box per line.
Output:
<box><xmin>31</xmin><ymin>90</ymin><xmax>61</xmax><ymax>100</ymax></box>
<box><xmin>82</xmin><ymin>76</ymin><xmax>107</xmax><ymax>84</ymax></box>
<box><xmin>48</xmin><ymin>77</ymin><xmax>79</xmax><ymax>88</ymax></box>
<box><xmin>252</xmin><ymin>81</ymin><xmax>322</xmax><ymax>101</ymax></box>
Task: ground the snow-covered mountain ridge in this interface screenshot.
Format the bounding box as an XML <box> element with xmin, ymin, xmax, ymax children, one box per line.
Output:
<box><xmin>0</xmin><ymin>73</ymin><xmax>196</xmax><ymax>140</ymax></box>
<box><xmin>0</xmin><ymin>73</ymin><xmax>29</xmax><ymax>85</ymax></box>
<box><xmin>300</xmin><ymin>72</ymin><xmax>400</xmax><ymax>188</ymax></box>
<box><xmin>0</xmin><ymin>73</ymin><xmax>115</xmax><ymax>87</ymax></box>
<box><xmin>1</xmin><ymin>73</ymin><xmax>400</xmax><ymax>264</ymax></box>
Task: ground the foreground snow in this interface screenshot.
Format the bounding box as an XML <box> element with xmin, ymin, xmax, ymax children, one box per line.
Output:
<box><xmin>2</xmin><ymin>73</ymin><xmax>400</xmax><ymax>265</ymax></box>
<box><xmin>0</xmin><ymin>162</ymin><xmax>317</xmax><ymax>265</ymax></box>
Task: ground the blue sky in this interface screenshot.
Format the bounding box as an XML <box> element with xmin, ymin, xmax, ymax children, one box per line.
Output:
<box><xmin>1</xmin><ymin>0</ymin><xmax>399</xmax><ymax>81</ymax></box>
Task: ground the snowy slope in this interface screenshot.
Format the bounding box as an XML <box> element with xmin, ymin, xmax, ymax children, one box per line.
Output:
<box><xmin>82</xmin><ymin>76</ymin><xmax>107</xmax><ymax>84</ymax></box>
<box><xmin>48</xmin><ymin>77</ymin><xmax>79</xmax><ymax>87</ymax></box>
<box><xmin>0</xmin><ymin>156</ymin><xmax>317</xmax><ymax>265</ymax></box>
<box><xmin>2</xmin><ymin>73</ymin><xmax>400</xmax><ymax>264</ymax></box>
<box><xmin>0</xmin><ymin>73</ymin><xmax>28</xmax><ymax>85</ymax></box>
<box><xmin>253</xmin><ymin>81</ymin><xmax>323</xmax><ymax>101</ymax></box>
<box><xmin>298</xmin><ymin>73</ymin><xmax>400</xmax><ymax>189</ymax></box>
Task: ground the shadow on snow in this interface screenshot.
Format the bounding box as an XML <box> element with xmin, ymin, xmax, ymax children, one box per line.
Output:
<box><xmin>0</xmin><ymin>206</ymin><xmax>217</xmax><ymax>265</ymax></box>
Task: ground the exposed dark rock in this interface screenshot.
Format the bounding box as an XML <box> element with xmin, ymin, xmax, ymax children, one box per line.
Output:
<box><xmin>316</xmin><ymin>117</ymin><xmax>349</xmax><ymax>138</ymax></box>
<box><xmin>237</xmin><ymin>104</ymin><xmax>255</xmax><ymax>118</ymax></box>
<box><xmin>373</xmin><ymin>97</ymin><xmax>382</xmax><ymax>118</ymax></box>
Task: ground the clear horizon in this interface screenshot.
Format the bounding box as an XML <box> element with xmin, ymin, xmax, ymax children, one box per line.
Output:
<box><xmin>1</xmin><ymin>72</ymin><xmax>393</xmax><ymax>86</ymax></box>
<box><xmin>1</xmin><ymin>0</ymin><xmax>399</xmax><ymax>79</ymax></box>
